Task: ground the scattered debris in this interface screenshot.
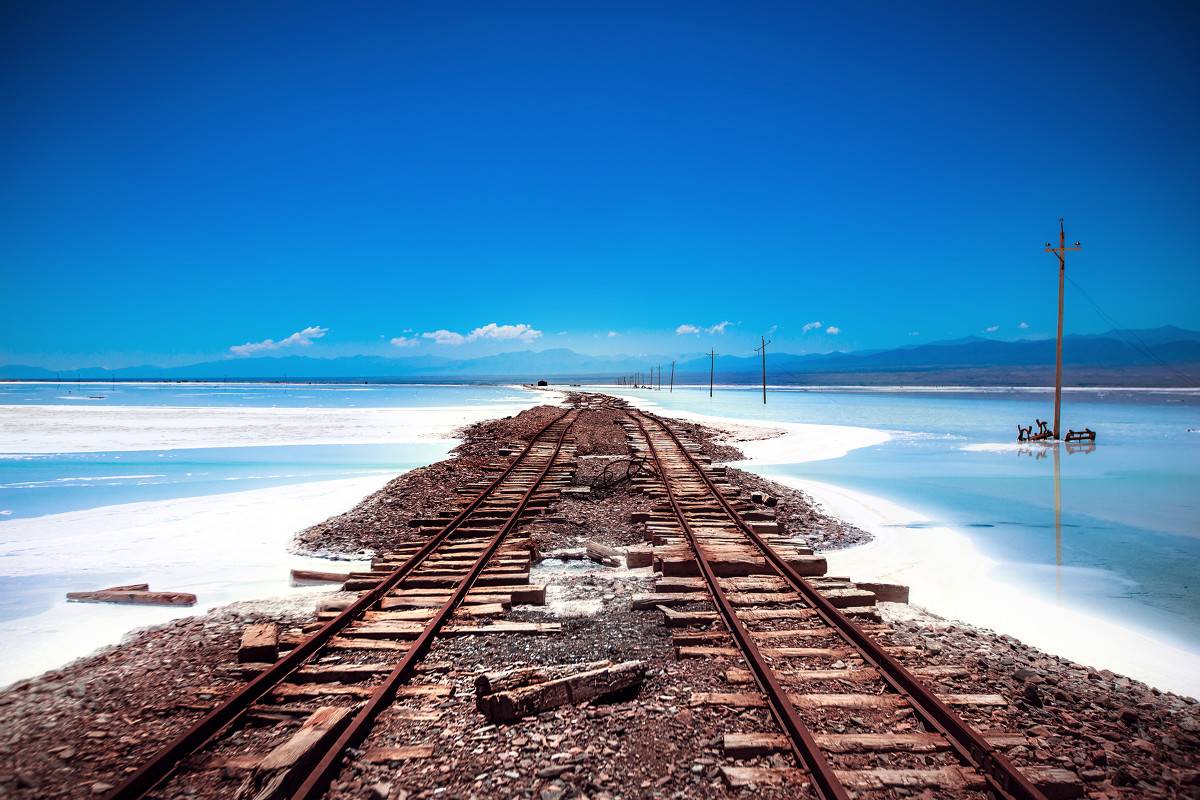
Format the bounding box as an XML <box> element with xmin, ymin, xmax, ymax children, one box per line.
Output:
<box><xmin>289</xmin><ymin>569</ymin><xmax>350</xmax><ymax>585</ymax></box>
<box><xmin>585</xmin><ymin>540</ymin><xmax>623</xmax><ymax>568</ymax></box>
<box><xmin>65</xmin><ymin>584</ymin><xmax>197</xmax><ymax>606</ymax></box>
<box><xmin>476</xmin><ymin>660</ymin><xmax>646</xmax><ymax>723</ymax></box>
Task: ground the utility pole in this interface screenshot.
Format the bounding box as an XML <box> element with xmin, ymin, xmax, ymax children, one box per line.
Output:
<box><xmin>669</xmin><ymin>360</ymin><xmax>675</xmax><ymax>393</ymax></box>
<box><xmin>656</xmin><ymin>365</ymin><xmax>661</xmax><ymax>391</ymax></box>
<box><xmin>709</xmin><ymin>349</ymin><xmax>715</xmax><ymax>398</ymax></box>
<box><xmin>754</xmin><ymin>336</ymin><xmax>771</xmax><ymax>404</ymax></box>
<box><xmin>1044</xmin><ymin>218</ymin><xmax>1081</xmax><ymax>439</ymax></box>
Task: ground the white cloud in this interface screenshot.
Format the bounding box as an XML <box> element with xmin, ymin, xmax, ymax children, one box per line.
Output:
<box><xmin>1018</xmin><ymin>321</ymin><xmax>1029</xmax><ymax>329</ymax></box>
<box><xmin>466</xmin><ymin>322</ymin><xmax>542</xmax><ymax>342</ymax></box>
<box><xmin>675</xmin><ymin>324</ymin><xmax>700</xmax><ymax>335</ymax></box>
<box><xmin>766</xmin><ymin>324</ymin><xmax>778</xmax><ymax>336</ymax></box>
<box><xmin>801</xmin><ymin>321</ymin><xmax>822</xmax><ymax>334</ymax></box>
<box><xmin>706</xmin><ymin>321</ymin><xmax>733</xmax><ymax>334</ymax></box>
<box><xmin>985</xmin><ymin>324</ymin><xmax>1000</xmax><ymax>333</ymax></box>
<box><xmin>390</xmin><ymin>336</ymin><xmax>420</xmax><ymax>348</ymax></box>
<box><xmin>422</xmin><ymin>329</ymin><xmax>466</xmax><ymax>345</ymax></box>
<box><xmin>826</xmin><ymin>326</ymin><xmax>841</xmax><ymax>335</ymax></box>
<box><xmin>230</xmin><ymin>325</ymin><xmax>328</xmax><ymax>356</ymax></box>
<box><xmin>607</xmin><ymin>331</ymin><xmax>619</xmax><ymax>337</ymax></box>
<box><xmin>421</xmin><ymin>322</ymin><xmax>543</xmax><ymax>346</ymax></box>
<box><xmin>909</xmin><ymin>331</ymin><xmax>920</xmax><ymax>337</ymax></box>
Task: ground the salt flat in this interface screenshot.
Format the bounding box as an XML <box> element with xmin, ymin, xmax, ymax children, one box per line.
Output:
<box><xmin>0</xmin><ymin>475</ymin><xmax>384</xmax><ymax>687</ymax></box>
<box><xmin>0</xmin><ymin>402</ymin><xmax>535</xmax><ymax>453</ymax></box>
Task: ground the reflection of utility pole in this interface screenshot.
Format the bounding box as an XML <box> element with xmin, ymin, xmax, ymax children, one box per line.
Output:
<box><xmin>754</xmin><ymin>336</ymin><xmax>771</xmax><ymax>404</ymax></box>
<box><xmin>1053</xmin><ymin>443</ymin><xmax>1063</xmax><ymax>602</ymax></box>
<box><xmin>709</xmin><ymin>350</ymin><xmax>715</xmax><ymax>398</ymax></box>
<box><xmin>669</xmin><ymin>360</ymin><xmax>675</xmax><ymax>393</ymax></box>
<box><xmin>1044</xmin><ymin>218</ymin><xmax>1081</xmax><ymax>439</ymax></box>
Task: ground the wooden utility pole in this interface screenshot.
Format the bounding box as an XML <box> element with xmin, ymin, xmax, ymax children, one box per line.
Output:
<box><xmin>709</xmin><ymin>350</ymin><xmax>715</xmax><ymax>397</ymax></box>
<box><xmin>1045</xmin><ymin>218</ymin><xmax>1081</xmax><ymax>439</ymax></box>
<box><xmin>669</xmin><ymin>360</ymin><xmax>675</xmax><ymax>393</ymax></box>
<box><xmin>754</xmin><ymin>336</ymin><xmax>771</xmax><ymax>404</ymax></box>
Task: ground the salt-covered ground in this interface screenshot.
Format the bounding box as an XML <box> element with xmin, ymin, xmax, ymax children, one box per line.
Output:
<box><xmin>0</xmin><ymin>402</ymin><xmax>533</xmax><ymax>453</ymax></box>
<box><xmin>783</xmin><ymin>477</ymin><xmax>1200</xmax><ymax>699</ymax></box>
<box><xmin>0</xmin><ymin>477</ymin><xmax>383</xmax><ymax>687</ymax></box>
<box><xmin>0</xmin><ymin>397</ymin><xmax>540</xmax><ymax>687</ymax></box>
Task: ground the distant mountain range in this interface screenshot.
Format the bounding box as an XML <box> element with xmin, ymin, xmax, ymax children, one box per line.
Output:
<box><xmin>3</xmin><ymin>326</ymin><xmax>1199</xmax><ymax>387</ymax></box>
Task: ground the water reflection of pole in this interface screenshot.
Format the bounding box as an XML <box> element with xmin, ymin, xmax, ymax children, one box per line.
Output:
<box><xmin>1053</xmin><ymin>442</ymin><xmax>1063</xmax><ymax>601</ymax></box>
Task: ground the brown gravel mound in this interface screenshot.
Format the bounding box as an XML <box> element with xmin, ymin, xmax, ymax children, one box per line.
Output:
<box><xmin>294</xmin><ymin>404</ymin><xmax>569</xmax><ymax>557</ymax></box>
<box><xmin>883</xmin><ymin>606</ymin><xmax>1200</xmax><ymax>798</ymax></box>
<box><xmin>0</xmin><ymin>603</ymin><xmax>314</xmax><ymax>799</ymax></box>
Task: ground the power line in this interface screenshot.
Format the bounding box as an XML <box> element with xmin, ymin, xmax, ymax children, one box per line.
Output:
<box><xmin>1066</xmin><ymin>275</ymin><xmax>1199</xmax><ymax>386</ymax></box>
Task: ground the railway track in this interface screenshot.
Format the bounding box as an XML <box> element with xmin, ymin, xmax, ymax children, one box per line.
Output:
<box><xmin>108</xmin><ymin>407</ymin><xmax>580</xmax><ymax>800</ymax></box>
<box><xmin>624</xmin><ymin>407</ymin><xmax>1063</xmax><ymax>800</ymax></box>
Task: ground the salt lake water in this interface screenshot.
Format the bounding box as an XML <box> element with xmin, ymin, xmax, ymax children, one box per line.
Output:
<box><xmin>609</xmin><ymin>386</ymin><xmax>1200</xmax><ymax>659</ymax></box>
<box><xmin>0</xmin><ymin>382</ymin><xmax>533</xmax><ymax>519</ymax></box>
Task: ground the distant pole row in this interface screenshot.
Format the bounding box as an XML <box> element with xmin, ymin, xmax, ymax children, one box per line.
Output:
<box><xmin>614</xmin><ymin>338</ymin><xmax>771</xmax><ymax>403</ymax></box>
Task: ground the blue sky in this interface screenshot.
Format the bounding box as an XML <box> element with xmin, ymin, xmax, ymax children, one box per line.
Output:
<box><xmin>2</xmin><ymin>1</ymin><xmax>1198</xmax><ymax>368</ymax></box>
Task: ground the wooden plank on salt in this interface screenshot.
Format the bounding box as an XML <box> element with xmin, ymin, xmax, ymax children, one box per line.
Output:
<box><xmin>66</xmin><ymin>589</ymin><xmax>197</xmax><ymax>606</ymax></box>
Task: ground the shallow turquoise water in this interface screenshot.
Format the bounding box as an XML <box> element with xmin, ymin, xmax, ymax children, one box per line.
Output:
<box><xmin>0</xmin><ymin>382</ymin><xmax>531</xmax><ymax>519</ymax></box>
<box><xmin>612</xmin><ymin>386</ymin><xmax>1200</xmax><ymax>650</ymax></box>
<box><xmin>0</xmin><ymin>381</ymin><xmax>532</xmax><ymax>408</ymax></box>
<box><xmin>0</xmin><ymin>443</ymin><xmax>449</xmax><ymax>520</ymax></box>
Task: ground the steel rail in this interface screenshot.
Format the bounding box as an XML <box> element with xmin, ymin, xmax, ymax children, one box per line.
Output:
<box><xmin>632</xmin><ymin>408</ymin><xmax>1047</xmax><ymax>800</ymax></box>
<box><xmin>109</xmin><ymin>407</ymin><xmax>575</xmax><ymax>800</ymax></box>
<box><xmin>290</xmin><ymin>408</ymin><xmax>579</xmax><ymax>799</ymax></box>
<box><xmin>629</xmin><ymin>412</ymin><xmax>849</xmax><ymax>800</ymax></box>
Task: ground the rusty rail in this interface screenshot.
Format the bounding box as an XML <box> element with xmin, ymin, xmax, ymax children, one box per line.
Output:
<box><xmin>630</xmin><ymin>408</ymin><xmax>1047</xmax><ymax>800</ymax></box>
<box><xmin>630</xmin><ymin>412</ymin><xmax>850</xmax><ymax>800</ymax></box>
<box><xmin>108</xmin><ymin>407</ymin><xmax>576</xmax><ymax>800</ymax></box>
<box><xmin>290</xmin><ymin>409</ymin><xmax>579</xmax><ymax>799</ymax></box>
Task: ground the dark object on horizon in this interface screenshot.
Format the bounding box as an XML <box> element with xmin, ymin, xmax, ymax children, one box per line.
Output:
<box><xmin>536</xmin><ymin>379</ymin><xmax>548</xmax><ymax>386</ymax></box>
